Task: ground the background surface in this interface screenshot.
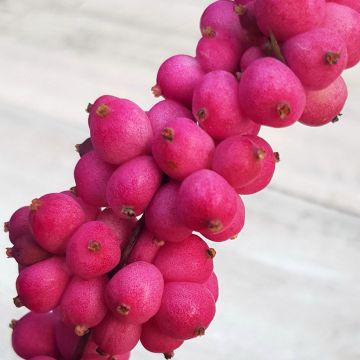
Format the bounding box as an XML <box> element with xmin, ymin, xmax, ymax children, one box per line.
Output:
<box><xmin>0</xmin><ymin>1</ymin><xmax>359</xmax><ymax>359</ymax></box>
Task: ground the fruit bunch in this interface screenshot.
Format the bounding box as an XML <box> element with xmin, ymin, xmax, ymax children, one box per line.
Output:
<box><xmin>5</xmin><ymin>0</ymin><xmax>360</xmax><ymax>359</ymax></box>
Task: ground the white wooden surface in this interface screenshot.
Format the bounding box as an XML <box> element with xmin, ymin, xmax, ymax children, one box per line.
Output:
<box><xmin>0</xmin><ymin>1</ymin><xmax>359</xmax><ymax>359</ymax></box>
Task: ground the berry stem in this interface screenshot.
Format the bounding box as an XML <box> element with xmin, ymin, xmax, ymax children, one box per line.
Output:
<box><xmin>71</xmin><ymin>329</ymin><xmax>91</xmax><ymax>360</ymax></box>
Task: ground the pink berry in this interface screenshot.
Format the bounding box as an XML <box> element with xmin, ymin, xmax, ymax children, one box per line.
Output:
<box><xmin>178</xmin><ymin>169</ymin><xmax>238</xmax><ymax>233</ymax></box>
<box><xmin>7</xmin><ymin>233</ymin><xmax>50</xmax><ymax>266</ymax></box>
<box><xmin>330</xmin><ymin>0</ymin><xmax>360</xmax><ymax>13</ymax></box>
<box><xmin>60</xmin><ymin>276</ymin><xmax>108</xmax><ymax>336</ymax></box>
<box><xmin>240</xmin><ymin>46</ymin><xmax>264</xmax><ymax>71</ymax></box>
<box><xmin>154</xmin><ymin>282</ymin><xmax>216</xmax><ymax>340</ymax></box>
<box><xmin>11</xmin><ymin>312</ymin><xmax>58</xmax><ymax>359</ymax></box>
<box><xmin>192</xmin><ymin>70</ymin><xmax>254</xmax><ymax>140</ymax></box>
<box><xmin>15</xmin><ymin>256</ymin><xmax>71</xmax><ymax>312</ymax></box>
<box><xmin>299</xmin><ymin>76</ymin><xmax>348</xmax><ymax>126</ymax></box>
<box><xmin>212</xmin><ymin>135</ymin><xmax>266</xmax><ymax>189</ymax></box>
<box><xmin>145</xmin><ymin>182</ymin><xmax>192</xmax><ymax>243</ymax></box>
<box><xmin>106</xmin><ymin>156</ymin><xmax>162</xmax><ymax>219</ymax></box>
<box><xmin>89</xmin><ymin>95</ymin><xmax>153</xmax><ymax>165</ymax></box>
<box><xmin>201</xmin><ymin>196</ymin><xmax>245</xmax><ymax>242</ymax></box>
<box><xmin>97</xmin><ymin>208</ymin><xmax>137</xmax><ymax>250</ymax></box>
<box><xmin>147</xmin><ymin>99</ymin><xmax>193</xmax><ymax>137</ymax></box>
<box><xmin>29</xmin><ymin>193</ymin><xmax>86</xmax><ymax>254</ymax></box>
<box><xmin>81</xmin><ymin>338</ymin><xmax>131</xmax><ymax>360</ymax></box>
<box><xmin>152</xmin><ymin>117</ymin><xmax>215</xmax><ymax>180</ymax></box>
<box><xmin>92</xmin><ymin>314</ymin><xmax>141</xmax><ymax>356</ymax></box>
<box><xmin>236</xmin><ymin>135</ymin><xmax>278</xmax><ymax>194</ymax></box>
<box><xmin>105</xmin><ymin>261</ymin><xmax>164</xmax><ymax>324</ymax></box>
<box><xmin>196</xmin><ymin>36</ymin><xmax>242</xmax><ymax>73</ymax></box>
<box><xmin>237</xmin><ymin>1</ymin><xmax>263</xmax><ymax>40</ymax></box>
<box><xmin>55</xmin><ymin>321</ymin><xmax>81</xmax><ymax>360</ymax></box>
<box><xmin>152</xmin><ymin>55</ymin><xmax>205</xmax><ymax>108</ymax></box>
<box><xmin>127</xmin><ymin>229</ymin><xmax>164</xmax><ymax>264</ymax></box>
<box><xmin>154</xmin><ymin>234</ymin><xmax>215</xmax><ymax>283</ymax></box>
<box><xmin>239</xmin><ymin>57</ymin><xmax>306</xmax><ymax>128</ymax></box>
<box><xmin>66</xmin><ymin>221</ymin><xmax>121</xmax><ymax>279</ymax></box>
<box><xmin>203</xmin><ymin>272</ymin><xmax>219</xmax><ymax>302</ymax></box>
<box><xmin>5</xmin><ymin>206</ymin><xmax>31</xmax><ymax>244</ymax></box>
<box><xmin>282</xmin><ymin>27</ymin><xmax>348</xmax><ymax>90</ymax></box>
<box><xmin>255</xmin><ymin>0</ymin><xmax>326</xmax><ymax>42</ymax></box>
<box><xmin>74</xmin><ymin>150</ymin><xmax>116</xmax><ymax>207</ymax></box>
<box><xmin>140</xmin><ymin>319</ymin><xmax>183</xmax><ymax>357</ymax></box>
<box><xmin>321</xmin><ymin>2</ymin><xmax>360</xmax><ymax>68</ymax></box>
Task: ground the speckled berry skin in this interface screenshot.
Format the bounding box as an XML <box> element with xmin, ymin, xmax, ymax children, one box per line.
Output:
<box><xmin>192</xmin><ymin>70</ymin><xmax>254</xmax><ymax>140</ymax></box>
<box><xmin>92</xmin><ymin>314</ymin><xmax>141</xmax><ymax>356</ymax></box>
<box><xmin>153</xmin><ymin>55</ymin><xmax>205</xmax><ymax>107</ymax></box>
<box><xmin>89</xmin><ymin>95</ymin><xmax>153</xmax><ymax>165</ymax></box>
<box><xmin>154</xmin><ymin>282</ymin><xmax>216</xmax><ymax>340</ymax></box>
<box><xmin>154</xmin><ymin>234</ymin><xmax>214</xmax><ymax>283</ymax></box>
<box><xmin>16</xmin><ymin>256</ymin><xmax>71</xmax><ymax>313</ymax></box>
<box><xmin>152</xmin><ymin>117</ymin><xmax>215</xmax><ymax>181</ymax></box>
<box><xmin>201</xmin><ymin>196</ymin><xmax>245</xmax><ymax>242</ymax></box>
<box><xmin>30</xmin><ymin>193</ymin><xmax>86</xmax><ymax>254</ymax></box>
<box><xmin>96</xmin><ymin>208</ymin><xmax>137</xmax><ymax>250</ymax></box>
<box><xmin>66</xmin><ymin>221</ymin><xmax>121</xmax><ymax>279</ymax></box>
<box><xmin>127</xmin><ymin>229</ymin><xmax>164</xmax><ymax>264</ymax></box>
<box><xmin>321</xmin><ymin>2</ymin><xmax>360</xmax><ymax>68</ymax></box>
<box><xmin>5</xmin><ymin>206</ymin><xmax>31</xmax><ymax>244</ymax></box>
<box><xmin>145</xmin><ymin>182</ymin><xmax>192</xmax><ymax>243</ymax></box>
<box><xmin>240</xmin><ymin>46</ymin><xmax>264</xmax><ymax>71</ymax></box>
<box><xmin>140</xmin><ymin>319</ymin><xmax>184</xmax><ymax>355</ymax></box>
<box><xmin>12</xmin><ymin>312</ymin><xmax>58</xmax><ymax>359</ymax></box>
<box><xmin>330</xmin><ymin>0</ymin><xmax>360</xmax><ymax>13</ymax></box>
<box><xmin>59</xmin><ymin>276</ymin><xmax>108</xmax><ymax>334</ymax></box>
<box><xmin>239</xmin><ymin>57</ymin><xmax>306</xmax><ymax>128</ymax></box>
<box><xmin>55</xmin><ymin>321</ymin><xmax>81</xmax><ymax>360</ymax></box>
<box><xmin>74</xmin><ymin>150</ymin><xmax>116</xmax><ymax>207</ymax></box>
<box><xmin>299</xmin><ymin>76</ymin><xmax>348</xmax><ymax>126</ymax></box>
<box><xmin>147</xmin><ymin>99</ymin><xmax>193</xmax><ymax>137</ymax></box>
<box><xmin>106</xmin><ymin>156</ymin><xmax>163</xmax><ymax>219</ymax></box>
<box><xmin>105</xmin><ymin>261</ymin><xmax>164</xmax><ymax>324</ymax></box>
<box><xmin>282</xmin><ymin>27</ymin><xmax>348</xmax><ymax>90</ymax></box>
<box><xmin>178</xmin><ymin>169</ymin><xmax>238</xmax><ymax>233</ymax></box>
<box><xmin>255</xmin><ymin>0</ymin><xmax>326</xmax><ymax>42</ymax></box>
<box><xmin>236</xmin><ymin>135</ymin><xmax>277</xmax><ymax>194</ymax></box>
<box><xmin>203</xmin><ymin>272</ymin><xmax>219</xmax><ymax>302</ymax></box>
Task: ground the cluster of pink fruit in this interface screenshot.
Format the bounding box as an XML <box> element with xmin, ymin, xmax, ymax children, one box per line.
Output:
<box><xmin>5</xmin><ymin>0</ymin><xmax>360</xmax><ymax>359</ymax></box>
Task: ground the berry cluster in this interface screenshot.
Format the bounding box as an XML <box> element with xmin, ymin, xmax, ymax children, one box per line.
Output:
<box><xmin>5</xmin><ymin>0</ymin><xmax>360</xmax><ymax>359</ymax></box>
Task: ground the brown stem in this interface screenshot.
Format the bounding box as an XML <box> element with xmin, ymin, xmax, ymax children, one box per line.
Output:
<box><xmin>269</xmin><ymin>32</ymin><xmax>286</xmax><ymax>64</ymax></box>
<box><xmin>72</xmin><ymin>329</ymin><xmax>91</xmax><ymax>360</ymax></box>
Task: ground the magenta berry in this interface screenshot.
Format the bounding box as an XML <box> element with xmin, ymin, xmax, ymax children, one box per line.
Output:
<box><xmin>29</xmin><ymin>193</ymin><xmax>86</xmax><ymax>254</ymax></box>
<box><xmin>192</xmin><ymin>70</ymin><xmax>254</xmax><ymax>140</ymax></box>
<box><xmin>331</xmin><ymin>0</ymin><xmax>360</xmax><ymax>13</ymax></box>
<box><xmin>152</xmin><ymin>117</ymin><xmax>215</xmax><ymax>180</ymax></box>
<box><xmin>81</xmin><ymin>338</ymin><xmax>131</xmax><ymax>359</ymax></box>
<box><xmin>154</xmin><ymin>282</ymin><xmax>216</xmax><ymax>340</ymax></box>
<box><xmin>92</xmin><ymin>314</ymin><xmax>141</xmax><ymax>355</ymax></box>
<box><xmin>321</xmin><ymin>2</ymin><xmax>360</xmax><ymax>68</ymax></box>
<box><xmin>145</xmin><ymin>182</ymin><xmax>192</xmax><ymax>243</ymax></box>
<box><xmin>236</xmin><ymin>135</ymin><xmax>278</xmax><ymax>194</ymax></box>
<box><xmin>140</xmin><ymin>319</ymin><xmax>184</xmax><ymax>356</ymax></box>
<box><xmin>282</xmin><ymin>27</ymin><xmax>348</xmax><ymax>90</ymax></box>
<box><xmin>60</xmin><ymin>276</ymin><xmax>108</xmax><ymax>335</ymax></box>
<box><xmin>147</xmin><ymin>99</ymin><xmax>193</xmax><ymax>137</ymax></box>
<box><xmin>203</xmin><ymin>272</ymin><xmax>219</xmax><ymax>302</ymax></box>
<box><xmin>105</xmin><ymin>261</ymin><xmax>164</xmax><ymax>324</ymax></box>
<box><xmin>127</xmin><ymin>229</ymin><xmax>164</xmax><ymax>264</ymax></box>
<box><xmin>15</xmin><ymin>256</ymin><xmax>70</xmax><ymax>312</ymax></box>
<box><xmin>154</xmin><ymin>234</ymin><xmax>215</xmax><ymax>283</ymax></box>
<box><xmin>255</xmin><ymin>0</ymin><xmax>326</xmax><ymax>42</ymax></box>
<box><xmin>89</xmin><ymin>95</ymin><xmax>153</xmax><ymax>165</ymax></box>
<box><xmin>239</xmin><ymin>57</ymin><xmax>306</xmax><ymax>127</ymax></box>
<box><xmin>240</xmin><ymin>46</ymin><xmax>264</xmax><ymax>71</ymax></box>
<box><xmin>55</xmin><ymin>321</ymin><xmax>81</xmax><ymax>360</ymax></box>
<box><xmin>11</xmin><ymin>312</ymin><xmax>58</xmax><ymax>359</ymax></box>
<box><xmin>212</xmin><ymin>135</ymin><xmax>265</xmax><ymax>189</ymax></box>
<box><xmin>106</xmin><ymin>155</ymin><xmax>162</xmax><ymax>219</ymax></box>
<box><xmin>66</xmin><ymin>221</ymin><xmax>121</xmax><ymax>279</ymax></box>
<box><xmin>152</xmin><ymin>55</ymin><xmax>205</xmax><ymax>107</ymax></box>
<box><xmin>299</xmin><ymin>76</ymin><xmax>348</xmax><ymax>126</ymax></box>
<box><xmin>74</xmin><ymin>150</ymin><xmax>116</xmax><ymax>207</ymax></box>
<box><xmin>5</xmin><ymin>206</ymin><xmax>31</xmax><ymax>244</ymax></box>
<box><xmin>178</xmin><ymin>169</ymin><xmax>238</xmax><ymax>233</ymax></box>
<box><xmin>201</xmin><ymin>196</ymin><xmax>245</xmax><ymax>242</ymax></box>
<box><xmin>97</xmin><ymin>208</ymin><xmax>137</xmax><ymax>250</ymax></box>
